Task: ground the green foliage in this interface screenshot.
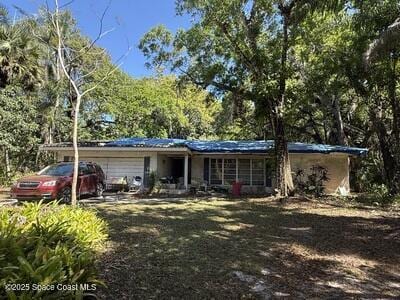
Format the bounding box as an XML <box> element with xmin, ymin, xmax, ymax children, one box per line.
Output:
<box><xmin>0</xmin><ymin>87</ymin><xmax>38</xmax><ymax>151</ymax></box>
<box><xmin>148</xmin><ymin>171</ymin><xmax>159</xmax><ymax>193</ymax></box>
<box><xmin>214</xmin><ymin>97</ymin><xmax>263</xmax><ymax>140</ymax></box>
<box><xmin>0</xmin><ymin>201</ymin><xmax>108</xmax><ymax>299</ymax></box>
<box><xmin>293</xmin><ymin>165</ymin><xmax>329</xmax><ymax>197</ymax></box>
<box><xmin>89</xmin><ymin>74</ymin><xmax>220</xmax><ymax>140</ymax></box>
<box><xmin>352</xmin><ymin>153</ymin><xmax>384</xmax><ymax>192</ymax></box>
<box><xmin>0</xmin><ymin>86</ymin><xmax>39</xmax><ymax>184</ymax></box>
<box><xmin>0</xmin><ymin>8</ymin><xmax>221</xmax><ymax>186</ymax></box>
<box><xmin>0</xmin><ymin>16</ymin><xmax>41</xmax><ymax>90</ymax></box>
<box><xmin>355</xmin><ymin>184</ymin><xmax>400</xmax><ymax>206</ymax></box>
<box><xmin>1</xmin><ymin>0</ymin><xmax>400</xmax><ymax>198</ymax></box>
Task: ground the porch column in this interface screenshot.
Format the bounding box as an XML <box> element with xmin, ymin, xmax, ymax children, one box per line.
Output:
<box><xmin>184</xmin><ymin>154</ymin><xmax>189</xmax><ymax>189</ymax></box>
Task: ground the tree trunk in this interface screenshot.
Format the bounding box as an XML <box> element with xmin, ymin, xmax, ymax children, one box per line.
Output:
<box><xmin>370</xmin><ymin>107</ymin><xmax>395</xmax><ymax>188</ymax></box>
<box><xmin>4</xmin><ymin>147</ymin><xmax>11</xmax><ymax>179</ymax></box>
<box><xmin>274</xmin><ymin>11</ymin><xmax>293</xmax><ymax>197</ymax></box>
<box><xmin>331</xmin><ymin>95</ymin><xmax>347</xmax><ymax>145</ymax></box>
<box><xmin>274</xmin><ymin>112</ymin><xmax>294</xmax><ymax>196</ymax></box>
<box><xmin>71</xmin><ymin>95</ymin><xmax>81</xmax><ymax>205</ymax></box>
<box><xmin>387</xmin><ymin>53</ymin><xmax>400</xmax><ymax>194</ymax></box>
<box><xmin>50</xmin><ymin>55</ymin><xmax>62</xmax><ymax>144</ymax></box>
<box><xmin>316</xmin><ymin>93</ymin><xmax>347</xmax><ymax>145</ymax></box>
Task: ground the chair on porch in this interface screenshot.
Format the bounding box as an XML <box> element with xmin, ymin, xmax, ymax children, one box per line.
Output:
<box><xmin>190</xmin><ymin>178</ymin><xmax>208</xmax><ymax>192</ymax></box>
<box><xmin>177</xmin><ymin>177</ymin><xmax>184</xmax><ymax>189</ymax></box>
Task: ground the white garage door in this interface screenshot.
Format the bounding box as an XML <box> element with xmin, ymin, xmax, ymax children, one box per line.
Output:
<box><xmin>81</xmin><ymin>157</ymin><xmax>144</xmax><ymax>180</ymax></box>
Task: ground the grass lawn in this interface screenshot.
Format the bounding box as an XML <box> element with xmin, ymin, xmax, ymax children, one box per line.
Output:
<box><xmin>90</xmin><ymin>197</ymin><xmax>399</xmax><ymax>299</ymax></box>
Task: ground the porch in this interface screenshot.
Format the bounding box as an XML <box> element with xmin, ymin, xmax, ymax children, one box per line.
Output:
<box><xmin>157</xmin><ymin>153</ymin><xmax>190</xmax><ymax>192</ymax></box>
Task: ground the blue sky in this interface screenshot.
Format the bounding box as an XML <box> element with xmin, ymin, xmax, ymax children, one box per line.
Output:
<box><xmin>3</xmin><ymin>0</ymin><xmax>190</xmax><ymax>77</ymax></box>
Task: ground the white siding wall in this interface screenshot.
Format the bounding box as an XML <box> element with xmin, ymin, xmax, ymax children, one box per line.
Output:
<box><xmin>290</xmin><ymin>153</ymin><xmax>350</xmax><ymax>194</ymax></box>
<box><xmin>157</xmin><ymin>155</ymin><xmax>172</xmax><ymax>177</ymax></box>
<box><xmin>85</xmin><ymin>157</ymin><xmax>143</xmax><ymax>179</ymax></box>
<box><xmin>56</xmin><ymin>150</ymin><xmax>158</xmax><ymax>180</ymax></box>
<box><xmin>191</xmin><ymin>156</ymin><xmax>203</xmax><ymax>181</ymax></box>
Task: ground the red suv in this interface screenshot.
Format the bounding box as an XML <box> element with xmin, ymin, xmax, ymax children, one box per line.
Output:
<box><xmin>10</xmin><ymin>162</ymin><xmax>106</xmax><ymax>203</ymax></box>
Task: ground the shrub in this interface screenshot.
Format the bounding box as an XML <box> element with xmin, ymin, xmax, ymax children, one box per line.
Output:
<box><xmin>0</xmin><ymin>201</ymin><xmax>108</xmax><ymax>299</ymax></box>
<box><xmin>355</xmin><ymin>184</ymin><xmax>400</xmax><ymax>206</ymax></box>
<box><xmin>293</xmin><ymin>165</ymin><xmax>329</xmax><ymax>197</ymax></box>
<box><xmin>148</xmin><ymin>171</ymin><xmax>159</xmax><ymax>193</ymax></box>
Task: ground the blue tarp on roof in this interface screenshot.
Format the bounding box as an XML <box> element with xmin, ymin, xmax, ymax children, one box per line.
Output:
<box><xmin>287</xmin><ymin>142</ymin><xmax>368</xmax><ymax>156</ymax></box>
<box><xmin>105</xmin><ymin>138</ymin><xmax>368</xmax><ymax>156</ymax></box>
<box><xmin>186</xmin><ymin>140</ymin><xmax>274</xmax><ymax>153</ymax></box>
<box><xmin>106</xmin><ymin>137</ymin><xmax>187</xmax><ymax>148</ymax></box>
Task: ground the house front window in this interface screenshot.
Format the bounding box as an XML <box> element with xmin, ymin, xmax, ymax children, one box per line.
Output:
<box><xmin>210</xmin><ymin>158</ymin><xmax>222</xmax><ymax>184</ymax></box>
<box><xmin>238</xmin><ymin>159</ymin><xmax>251</xmax><ymax>185</ymax></box>
<box><xmin>252</xmin><ymin>159</ymin><xmax>265</xmax><ymax>186</ymax></box>
<box><xmin>208</xmin><ymin>157</ymin><xmax>268</xmax><ymax>186</ymax></box>
<box><xmin>223</xmin><ymin>159</ymin><xmax>236</xmax><ymax>185</ymax></box>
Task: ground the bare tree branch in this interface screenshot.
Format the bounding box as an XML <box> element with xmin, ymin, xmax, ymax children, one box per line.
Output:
<box><xmin>52</xmin><ymin>0</ymin><xmax>130</xmax><ymax>204</ymax></box>
<box><xmin>364</xmin><ymin>17</ymin><xmax>400</xmax><ymax>65</ymax></box>
<box><xmin>81</xmin><ymin>46</ymin><xmax>132</xmax><ymax>97</ymax></box>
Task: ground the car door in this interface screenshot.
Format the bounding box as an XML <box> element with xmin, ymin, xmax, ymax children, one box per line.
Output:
<box><xmin>86</xmin><ymin>164</ymin><xmax>97</xmax><ymax>193</ymax></box>
<box><xmin>78</xmin><ymin>163</ymin><xmax>90</xmax><ymax>195</ymax></box>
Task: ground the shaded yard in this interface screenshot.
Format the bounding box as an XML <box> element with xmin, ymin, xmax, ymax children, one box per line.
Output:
<box><xmin>91</xmin><ymin>198</ymin><xmax>399</xmax><ymax>299</ymax></box>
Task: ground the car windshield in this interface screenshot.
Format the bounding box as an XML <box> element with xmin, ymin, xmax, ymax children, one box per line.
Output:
<box><xmin>39</xmin><ymin>164</ymin><xmax>73</xmax><ymax>176</ymax></box>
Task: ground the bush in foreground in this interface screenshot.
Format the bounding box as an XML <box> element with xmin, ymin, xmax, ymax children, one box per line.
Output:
<box><xmin>0</xmin><ymin>201</ymin><xmax>108</xmax><ymax>299</ymax></box>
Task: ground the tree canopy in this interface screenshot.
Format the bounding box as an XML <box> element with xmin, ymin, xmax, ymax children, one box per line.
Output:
<box><xmin>0</xmin><ymin>6</ymin><xmax>220</xmax><ymax>185</ymax></box>
<box><xmin>1</xmin><ymin>0</ymin><xmax>400</xmax><ymax>198</ymax></box>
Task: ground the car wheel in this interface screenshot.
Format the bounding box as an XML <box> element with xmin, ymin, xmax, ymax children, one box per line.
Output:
<box><xmin>95</xmin><ymin>183</ymin><xmax>104</xmax><ymax>197</ymax></box>
<box><xmin>58</xmin><ymin>187</ymin><xmax>72</xmax><ymax>203</ymax></box>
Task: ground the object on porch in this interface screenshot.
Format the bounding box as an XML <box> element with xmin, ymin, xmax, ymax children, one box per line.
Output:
<box><xmin>232</xmin><ymin>181</ymin><xmax>243</xmax><ymax>197</ymax></box>
<box><xmin>211</xmin><ymin>185</ymin><xmax>229</xmax><ymax>194</ymax></box>
<box><xmin>190</xmin><ymin>178</ymin><xmax>208</xmax><ymax>192</ymax></box>
<box><xmin>177</xmin><ymin>177</ymin><xmax>184</xmax><ymax>189</ymax></box>
<box><xmin>106</xmin><ymin>176</ymin><xmax>128</xmax><ymax>192</ymax></box>
<box><xmin>160</xmin><ymin>176</ymin><xmax>174</xmax><ymax>184</ymax></box>
<box><xmin>129</xmin><ymin>176</ymin><xmax>143</xmax><ymax>193</ymax></box>
<box><xmin>159</xmin><ymin>176</ymin><xmax>176</xmax><ymax>190</ymax></box>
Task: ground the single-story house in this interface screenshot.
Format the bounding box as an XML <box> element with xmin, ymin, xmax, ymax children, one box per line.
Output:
<box><xmin>40</xmin><ymin>138</ymin><xmax>367</xmax><ymax>195</ymax></box>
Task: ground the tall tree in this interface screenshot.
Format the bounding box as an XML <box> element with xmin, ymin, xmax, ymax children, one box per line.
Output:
<box><xmin>351</xmin><ymin>0</ymin><xmax>400</xmax><ymax>194</ymax></box>
<box><xmin>140</xmin><ymin>0</ymin><xmax>344</xmax><ymax>196</ymax></box>
<box><xmin>91</xmin><ymin>74</ymin><xmax>220</xmax><ymax>139</ymax></box>
<box><xmin>0</xmin><ymin>8</ymin><xmax>42</xmax><ymax>181</ymax></box>
<box><xmin>0</xmin><ymin>10</ymin><xmax>41</xmax><ymax>90</ymax></box>
<box><xmin>0</xmin><ymin>87</ymin><xmax>39</xmax><ymax>181</ymax></box>
<box><xmin>51</xmin><ymin>0</ymin><xmax>127</xmax><ymax>205</ymax></box>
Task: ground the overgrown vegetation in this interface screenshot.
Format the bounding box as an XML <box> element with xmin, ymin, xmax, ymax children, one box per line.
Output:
<box><xmin>293</xmin><ymin>165</ymin><xmax>329</xmax><ymax>197</ymax></box>
<box><xmin>0</xmin><ymin>201</ymin><xmax>108</xmax><ymax>299</ymax></box>
<box><xmin>140</xmin><ymin>0</ymin><xmax>400</xmax><ymax>198</ymax></box>
<box><xmin>0</xmin><ymin>6</ymin><xmax>221</xmax><ymax>187</ymax></box>
<box><xmin>1</xmin><ymin>1</ymin><xmax>400</xmax><ymax>200</ymax></box>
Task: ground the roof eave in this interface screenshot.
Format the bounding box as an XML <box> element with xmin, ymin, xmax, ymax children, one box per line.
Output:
<box><xmin>39</xmin><ymin>145</ymin><xmax>191</xmax><ymax>153</ymax></box>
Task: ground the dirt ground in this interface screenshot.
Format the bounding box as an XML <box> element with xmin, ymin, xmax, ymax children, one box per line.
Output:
<box><xmin>88</xmin><ymin>197</ymin><xmax>400</xmax><ymax>299</ymax></box>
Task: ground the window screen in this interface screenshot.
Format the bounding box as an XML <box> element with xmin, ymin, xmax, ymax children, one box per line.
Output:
<box><xmin>238</xmin><ymin>159</ymin><xmax>251</xmax><ymax>185</ymax></box>
<box><xmin>210</xmin><ymin>158</ymin><xmax>222</xmax><ymax>184</ymax></box>
<box><xmin>208</xmin><ymin>158</ymin><xmax>266</xmax><ymax>186</ymax></box>
<box><xmin>252</xmin><ymin>159</ymin><xmax>265</xmax><ymax>186</ymax></box>
<box><xmin>223</xmin><ymin>159</ymin><xmax>236</xmax><ymax>184</ymax></box>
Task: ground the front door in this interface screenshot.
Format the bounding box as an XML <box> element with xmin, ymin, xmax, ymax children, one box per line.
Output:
<box><xmin>170</xmin><ymin>157</ymin><xmax>191</xmax><ymax>184</ymax></box>
<box><xmin>171</xmin><ymin>158</ymin><xmax>184</xmax><ymax>180</ymax></box>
